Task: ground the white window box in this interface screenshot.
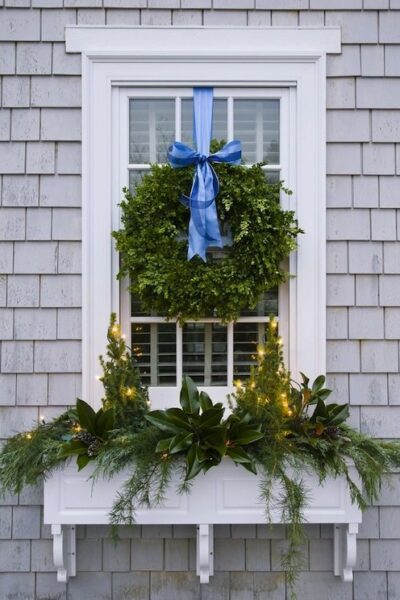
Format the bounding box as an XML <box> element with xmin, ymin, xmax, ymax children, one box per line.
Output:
<box><xmin>44</xmin><ymin>460</ymin><xmax>361</xmax><ymax>584</ymax></box>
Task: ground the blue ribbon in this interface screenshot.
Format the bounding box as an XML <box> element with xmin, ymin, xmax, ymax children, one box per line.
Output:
<box><xmin>167</xmin><ymin>88</ymin><xmax>241</xmax><ymax>261</ymax></box>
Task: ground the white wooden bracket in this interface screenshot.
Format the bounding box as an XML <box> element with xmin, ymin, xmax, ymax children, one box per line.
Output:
<box><xmin>196</xmin><ymin>524</ymin><xmax>214</xmax><ymax>584</ymax></box>
<box><xmin>334</xmin><ymin>522</ymin><xmax>359</xmax><ymax>582</ymax></box>
<box><xmin>51</xmin><ymin>524</ymin><xmax>76</xmax><ymax>583</ymax></box>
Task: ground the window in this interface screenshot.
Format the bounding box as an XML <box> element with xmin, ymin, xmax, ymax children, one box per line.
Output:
<box><xmin>66</xmin><ymin>26</ymin><xmax>341</xmax><ymax>407</ymax></box>
<box><xmin>118</xmin><ymin>87</ymin><xmax>290</xmax><ymax>401</ymax></box>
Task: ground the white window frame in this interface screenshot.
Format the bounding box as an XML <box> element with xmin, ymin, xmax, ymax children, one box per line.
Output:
<box><xmin>65</xmin><ymin>26</ymin><xmax>341</xmax><ymax>408</ymax></box>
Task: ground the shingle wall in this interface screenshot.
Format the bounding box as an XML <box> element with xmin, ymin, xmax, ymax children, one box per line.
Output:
<box><xmin>0</xmin><ymin>2</ymin><xmax>399</xmax><ymax>599</ymax></box>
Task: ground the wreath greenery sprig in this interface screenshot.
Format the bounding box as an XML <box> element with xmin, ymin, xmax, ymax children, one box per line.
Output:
<box><xmin>1</xmin><ymin>315</ymin><xmax>400</xmax><ymax>598</ymax></box>
<box><xmin>113</xmin><ymin>142</ymin><xmax>302</xmax><ymax>322</ymax></box>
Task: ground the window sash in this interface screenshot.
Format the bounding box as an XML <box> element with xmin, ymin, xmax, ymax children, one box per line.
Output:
<box><xmin>118</xmin><ymin>86</ymin><xmax>291</xmax><ymax>394</ymax></box>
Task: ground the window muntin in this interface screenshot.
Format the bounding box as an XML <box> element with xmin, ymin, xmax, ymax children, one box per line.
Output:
<box><xmin>121</xmin><ymin>87</ymin><xmax>289</xmax><ymax>390</ymax></box>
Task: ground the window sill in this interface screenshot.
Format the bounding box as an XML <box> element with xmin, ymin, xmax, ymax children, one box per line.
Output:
<box><xmin>44</xmin><ymin>459</ymin><xmax>361</xmax><ymax>584</ymax></box>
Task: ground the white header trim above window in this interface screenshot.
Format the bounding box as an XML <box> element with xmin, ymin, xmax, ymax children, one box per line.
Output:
<box><xmin>66</xmin><ymin>26</ymin><xmax>341</xmax><ymax>56</ymax></box>
<box><xmin>66</xmin><ymin>26</ymin><xmax>341</xmax><ymax>407</ymax></box>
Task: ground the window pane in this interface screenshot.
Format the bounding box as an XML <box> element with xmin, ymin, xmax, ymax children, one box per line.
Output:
<box><xmin>131</xmin><ymin>322</ymin><xmax>176</xmax><ymax>386</ymax></box>
<box><xmin>239</xmin><ymin>289</ymin><xmax>279</xmax><ymax>317</ymax></box>
<box><xmin>181</xmin><ymin>98</ymin><xmax>228</xmax><ymax>148</ymax></box>
<box><xmin>233</xmin><ymin>322</ymin><xmax>265</xmax><ymax>381</ymax></box>
<box><xmin>131</xmin><ymin>293</ymin><xmax>167</xmax><ymax>318</ymax></box>
<box><xmin>264</xmin><ymin>169</ymin><xmax>281</xmax><ymax>184</ymax></box>
<box><xmin>128</xmin><ymin>169</ymin><xmax>147</xmax><ymax>194</ymax></box>
<box><xmin>234</xmin><ymin>99</ymin><xmax>280</xmax><ymax>165</ymax></box>
<box><xmin>129</xmin><ymin>98</ymin><xmax>175</xmax><ymax>164</ymax></box>
<box><xmin>182</xmin><ymin>323</ymin><xmax>227</xmax><ymax>385</ymax></box>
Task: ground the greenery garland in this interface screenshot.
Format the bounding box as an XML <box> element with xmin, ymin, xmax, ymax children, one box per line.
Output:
<box><xmin>1</xmin><ymin>315</ymin><xmax>399</xmax><ymax>599</ymax></box>
<box><xmin>113</xmin><ymin>142</ymin><xmax>302</xmax><ymax>322</ymax></box>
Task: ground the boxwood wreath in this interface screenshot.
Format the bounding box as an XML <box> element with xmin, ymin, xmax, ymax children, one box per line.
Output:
<box><xmin>113</xmin><ymin>141</ymin><xmax>302</xmax><ymax>322</ymax></box>
<box><xmin>1</xmin><ymin>316</ymin><xmax>400</xmax><ymax>598</ymax></box>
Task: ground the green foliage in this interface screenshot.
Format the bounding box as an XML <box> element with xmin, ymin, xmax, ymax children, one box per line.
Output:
<box><xmin>230</xmin><ymin>316</ymin><xmax>400</xmax><ymax>594</ymax></box>
<box><xmin>1</xmin><ymin>315</ymin><xmax>400</xmax><ymax>599</ymax></box>
<box><xmin>58</xmin><ymin>400</ymin><xmax>115</xmax><ymax>470</ymax></box>
<box><xmin>0</xmin><ymin>412</ymin><xmax>75</xmax><ymax>494</ymax></box>
<box><xmin>113</xmin><ymin>155</ymin><xmax>302</xmax><ymax>322</ymax></box>
<box><xmin>145</xmin><ymin>376</ymin><xmax>263</xmax><ymax>479</ymax></box>
<box><xmin>99</xmin><ymin>313</ymin><xmax>149</xmax><ymax>428</ymax></box>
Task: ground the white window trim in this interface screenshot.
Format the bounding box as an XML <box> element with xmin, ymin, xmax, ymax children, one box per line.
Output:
<box><xmin>65</xmin><ymin>26</ymin><xmax>341</xmax><ymax>407</ymax></box>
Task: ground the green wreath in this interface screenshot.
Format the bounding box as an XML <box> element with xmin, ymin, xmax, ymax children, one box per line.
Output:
<box><xmin>113</xmin><ymin>151</ymin><xmax>302</xmax><ymax>322</ymax></box>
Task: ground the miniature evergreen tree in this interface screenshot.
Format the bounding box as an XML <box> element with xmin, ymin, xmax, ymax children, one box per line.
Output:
<box><xmin>99</xmin><ymin>313</ymin><xmax>149</xmax><ymax>429</ymax></box>
<box><xmin>233</xmin><ymin>317</ymin><xmax>294</xmax><ymax>428</ymax></box>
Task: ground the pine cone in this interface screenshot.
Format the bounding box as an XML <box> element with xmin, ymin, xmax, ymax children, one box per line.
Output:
<box><xmin>75</xmin><ymin>431</ymin><xmax>97</xmax><ymax>446</ymax></box>
<box><xmin>325</xmin><ymin>426</ymin><xmax>339</xmax><ymax>439</ymax></box>
<box><xmin>87</xmin><ymin>439</ymin><xmax>102</xmax><ymax>457</ymax></box>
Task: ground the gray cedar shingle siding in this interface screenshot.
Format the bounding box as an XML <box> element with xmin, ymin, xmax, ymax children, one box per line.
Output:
<box><xmin>0</xmin><ymin>2</ymin><xmax>400</xmax><ymax>598</ymax></box>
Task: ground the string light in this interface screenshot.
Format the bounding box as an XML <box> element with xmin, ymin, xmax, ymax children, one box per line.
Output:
<box><xmin>234</xmin><ymin>379</ymin><xmax>243</xmax><ymax>390</ymax></box>
<box><xmin>111</xmin><ymin>325</ymin><xmax>120</xmax><ymax>337</ymax></box>
<box><xmin>270</xmin><ymin>319</ymin><xmax>278</xmax><ymax>329</ymax></box>
<box><xmin>277</xmin><ymin>337</ymin><xmax>283</xmax><ymax>346</ymax></box>
<box><xmin>257</xmin><ymin>346</ymin><xmax>265</xmax><ymax>358</ymax></box>
<box><xmin>125</xmin><ymin>387</ymin><xmax>135</xmax><ymax>397</ymax></box>
<box><xmin>25</xmin><ymin>433</ymin><xmax>32</xmax><ymax>440</ymax></box>
<box><xmin>95</xmin><ymin>375</ymin><xmax>101</xmax><ymax>381</ymax></box>
<box><xmin>39</xmin><ymin>415</ymin><xmax>45</xmax><ymax>424</ymax></box>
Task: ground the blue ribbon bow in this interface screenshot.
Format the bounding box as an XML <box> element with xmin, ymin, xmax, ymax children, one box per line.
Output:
<box><xmin>167</xmin><ymin>88</ymin><xmax>241</xmax><ymax>261</ymax></box>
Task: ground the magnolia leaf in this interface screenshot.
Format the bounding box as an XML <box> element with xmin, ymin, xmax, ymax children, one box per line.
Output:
<box><xmin>180</xmin><ymin>376</ymin><xmax>200</xmax><ymax>414</ymax></box>
<box><xmin>168</xmin><ymin>432</ymin><xmax>194</xmax><ymax>454</ymax></box>
<box><xmin>94</xmin><ymin>408</ymin><xmax>114</xmax><ymax>438</ymax></box>
<box><xmin>329</xmin><ymin>404</ymin><xmax>350</xmax><ymax>426</ymax></box>
<box><xmin>310</xmin><ymin>398</ymin><xmax>326</xmax><ymax>423</ymax></box>
<box><xmin>240</xmin><ymin>461</ymin><xmax>258</xmax><ymax>475</ymax></box>
<box><xmin>226</xmin><ymin>445</ymin><xmax>253</xmax><ymax>464</ymax></box>
<box><xmin>199</xmin><ymin>391</ymin><xmax>213</xmax><ymax>412</ymax></box>
<box><xmin>58</xmin><ymin>440</ymin><xmax>88</xmax><ymax>458</ymax></box>
<box><xmin>232</xmin><ymin>428</ymin><xmax>264</xmax><ymax>446</ymax></box>
<box><xmin>299</xmin><ymin>372</ymin><xmax>309</xmax><ymax>387</ymax></box>
<box><xmin>145</xmin><ymin>411</ymin><xmax>182</xmax><ymax>434</ymax></box>
<box><xmin>199</xmin><ymin>407</ymin><xmax>225</xmax><ymax>429</ymax></box>
<box><xmin>203</xmin><ymin>428</ymin><xmax>227</xmax><ymax>456</ymax></box>
<box><xmin>76</xmin><ymin>399</ymin><xmax>97</xmax><ymax>434</ymax></box>
<box><xmin>312</xmin><ymin>375</ymin><xmax>326</xmax><ymax>394</ymax></box>
<box><xmin>164</xmin><ymin>408</ymin><xmax>192</xmax><ymax>431</ymax></box>
<box><xmin>77</xmin><ymin>454</ymin><xmax>90</xmax><ymax>471</ymax></box>
<box><xmin>186</xmin><ymin>444</ymin><xmax>203</xmax><ymax>480</ymax></box>
<box><xmin>155</xmin><ymin>438</ymin><xmax>172</xmax><ymax>453</ymax></box>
